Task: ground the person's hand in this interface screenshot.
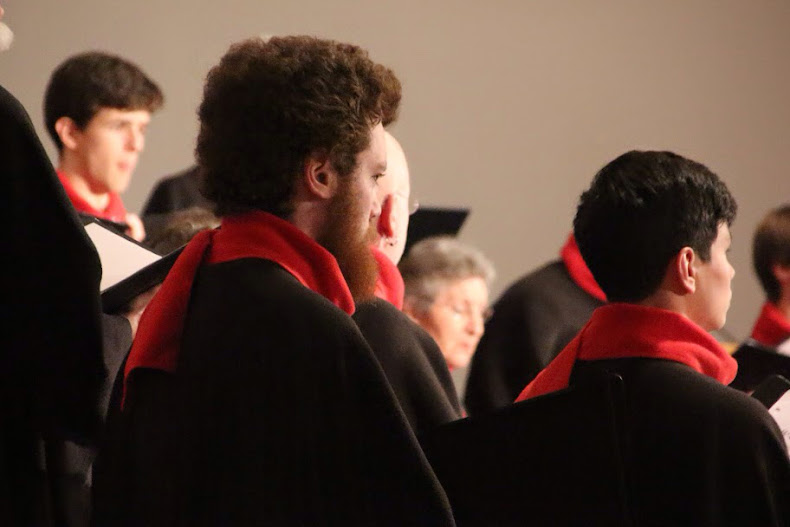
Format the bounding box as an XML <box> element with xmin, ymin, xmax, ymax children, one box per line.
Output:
<box><xmin>122</xmin><ymin>285</ymin><xmax>159</xmax><ymax>337</ymax></box>
<box><xmin>125</xmin><ymin>212</ymin><xmax>146</xmax><ymax>242</ymax></box>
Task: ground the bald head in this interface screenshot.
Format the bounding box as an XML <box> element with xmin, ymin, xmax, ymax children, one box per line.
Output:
<box><xmin>375</xmin><ymin>131</ymin><xmax>411</xmax><ymax>263</ymax></box>
<box><xmin>0</xmin><ymin>6</ymin><xmax>14</xmax><ymax>52</ymax></box>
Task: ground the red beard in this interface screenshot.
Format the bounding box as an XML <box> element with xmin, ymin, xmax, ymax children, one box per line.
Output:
<box><xmin>317</xmin><ymin>178</ymin><xmax>378</xmax><ymax>303</ymax></box>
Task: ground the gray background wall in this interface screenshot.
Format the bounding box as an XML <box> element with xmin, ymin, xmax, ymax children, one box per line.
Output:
<box><xmin>2</xmin><ymin>0</ymin><xmax>790</xmax><ymax>344</ymax></box>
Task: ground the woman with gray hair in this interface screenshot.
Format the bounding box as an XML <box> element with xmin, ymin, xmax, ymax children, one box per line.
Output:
<box><xmin>400</xmin><ymin>236</ymin><xmax>495</xmax><ymax>369</ymax></box>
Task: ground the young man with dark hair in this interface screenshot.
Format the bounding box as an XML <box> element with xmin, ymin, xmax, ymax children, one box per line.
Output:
<box><xmin>750</xmin><ymin>205</ymin><xmax>790</xmax><ymax>348</ymax></box>
<box><xmin>518</xmin><ymin>150</ymin><xmax>790</xmax><ymax>525</ymax></box>
<box><xmin>92</xmin><ymin>36</ymin><xmax>454</xmax><ymax>526</ymax></box>
<box><xmin>44</xmin><ymin>51</ymin><xmax>163</xmax><ymax>241</ymax></box>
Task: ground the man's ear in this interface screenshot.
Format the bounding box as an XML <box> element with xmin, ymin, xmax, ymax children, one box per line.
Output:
<box><xmin>672</xmin><ymin>247</ymin><xmax>697</xmax><ymax>295</ymax></box>
<box><xmin>377</xmin><ymin>194</ymin><xmax>395</xmax><ymax>238</ymax></box>
<box><xmin>302</xmin><ymin>152</ymin><xmax>337</xmax><ymax>200</ymax></box>
<box><xmin>54</xmin><ymin>116</ymin><xmax>80</xmax><ymax>151</ymax></box>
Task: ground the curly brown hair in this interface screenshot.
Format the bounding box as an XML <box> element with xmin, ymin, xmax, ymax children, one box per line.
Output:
<box><xmin>197</xmin><ymin>36</ymin><xmax>402</xmax><ymax>217</ymax></box>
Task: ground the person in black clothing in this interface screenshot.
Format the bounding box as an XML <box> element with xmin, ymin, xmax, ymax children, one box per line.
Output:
<box><xmin>354</xmin><ymin>131</ymin><xmax>462</xmax><ymax>437</ymax></box>
<box><xmin>518</xmin><ymin>150</ymin><xmax>790</xmax><ymax>526</ymax></box>
<box><xmin>1</xmin><ymin>8</ymin><xmax>146</xmax><ymax>526</ymax></box>
<box><xmin>465</xmin><ymin>233</ymin><xmax>605</xmax><ymax>415</ymax></box>
<box><xmin>0</xmin><ymin>77</ymin><xmax>106</xmax><ymax>527</ymax></box>
<box><xmin>93</xmin><ymin>36</ymin><xmax>455</xmax><ymax>526</ymax></box>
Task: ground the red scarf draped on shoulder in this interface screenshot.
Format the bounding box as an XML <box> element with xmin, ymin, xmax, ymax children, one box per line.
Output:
<box><xmin>57</xmin><ymin>170</ymin><xmax>127</xmax><ymax>223</ymax></box>
<box><xmin>750</xmin><ymin>302</ymin><xmax>790</xmax><ymax>347</ymax></box>
<box><xmin>560</xmin><ymin>233</ymin><xmax>607</xmax><ymax>302</ymax></box>
<box><xmin>516</xmin><ymin>303</ymin><xmax>738</xmax><ymax>401</ymax></box>
<box><xmin>372</xmin><ymin>247</ymin><xmax>405</xmax><ymax>309</ymax></box>
<box><xmin>122</xmin><ymin>211</ymin><xmax>355</xmax><ymax>404</ymax></box>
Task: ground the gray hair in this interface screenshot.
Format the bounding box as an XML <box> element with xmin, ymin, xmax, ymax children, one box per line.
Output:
<box><xmin>399</xmin><ymin>236</ymin><xmax>495</xmax><ymax>313</ymax></box>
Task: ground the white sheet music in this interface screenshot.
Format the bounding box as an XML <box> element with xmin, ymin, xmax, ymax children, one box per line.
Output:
<box><xmin>776</xmin><ymin>337</ymin><xmax>790</xmax><ymax>357</ymax></box>
<box><xmin>84</xmin><ymin>222</ymin><xmax>160</xmax><ymax>291</ymax></box>
<box><xmin>767</xmin><ymin>391</ymin><xmax>790</xmax><ymax>452</ymax></box>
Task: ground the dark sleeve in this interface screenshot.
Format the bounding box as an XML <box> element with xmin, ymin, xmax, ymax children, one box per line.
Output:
<box><xmin>465</xmin><ymin>262</ymin><xmax>601</xmax><ymax>416</ymax></box>
<box><xmin>99</xmin><ymin>314</ymin><xmax>132</xmax><ymax>419</ymax></box>
<box><xmin>140</xmin><ymin>177</ymin><xmax>177</xmax><ymax>217</ymax></box>
<box><xmin>354</xmin><ymin>299</ymin><xmax>462</xmax><ymax>437</ymax></box>
<box><xmin>141</xmin><ymin>166</ymin><xmax>205</xmax><ymax>217</ymax></box>
<box><xmin>0</xmin><ymin>85</ymin><xmax>104</xmax><ymax>445</ymax></box>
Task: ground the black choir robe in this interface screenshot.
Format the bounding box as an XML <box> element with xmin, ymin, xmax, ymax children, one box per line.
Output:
<box><xmin>0</xmin><ymin>85</ymin><xmax>108</xmax><ymax>525</ymax></box>
<box><xmin>353</xmin><ymin>298</ymin><xmax>462</xmax><ymax>437</ymax></box>
<box><xmin>571</xmin><ymin>358</ymin><xmax>790</xmax><ymax>526</ymax></box>
<box><xmin>465</xmin><ymin>261</ymin><xmax>603</xmax><ymax>415</ymax></box>
<box><xmin>92</xmin><ymin>258</ymin><xmax>456</xmax><ymax>526</ymax></box>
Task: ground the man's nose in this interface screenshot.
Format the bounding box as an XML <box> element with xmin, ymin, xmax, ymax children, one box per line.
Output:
<box><xmin>127</xmin><ymin>128</ymin><xmax>145</xmax><ymax>152</ymax></box>
<box><xmin>466</xmin><ymin>312</ymin><xmax>484</xmax><ymax>337</ymax></box>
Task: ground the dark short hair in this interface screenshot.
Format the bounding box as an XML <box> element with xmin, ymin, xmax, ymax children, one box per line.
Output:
<box><xmin>573</xmin><ymin>150</ymin><xmax>737</xmax><ymax>302</ymax></box>
<box><xmin>196</xmin><ymin>36</ymin><xmax>401</xmax><ymax>217</ymax></box>
<box><xmin>44</xmin><ymin>51</ymin><xmax>163</xmax><ymax>150</ymax></box>
<box><xmin>753</xmin><ymin>205</ymin><xmax>790</xmax><ymax>303</ymax></box>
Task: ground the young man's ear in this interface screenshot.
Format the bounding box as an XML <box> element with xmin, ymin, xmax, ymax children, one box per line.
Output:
<box><xmin>671</xmin><ymin>247</ymin><xmax>698</xmax><ymax>295</ymax></box>
<box><xmin>301</xmin><ymin>152</ymin><xmax>338</xmax><ymax>200</ymax></box>
<box><xmin>377</xmin><ymin>194</ymin><xmax>395</xmax><ymax>238</ymax></box>
<box><xmin>54</xmin><ymin>116</ymin><xmax>80</xmax><ymax>151</ymax></box>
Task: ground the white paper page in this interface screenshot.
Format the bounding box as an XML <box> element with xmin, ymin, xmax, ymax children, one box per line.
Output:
<box><xmin>776</xmin><ymin>337</ymin><xmax>790</xmax><ymax>357</ymax></box>
<box><xmin>767</xmin><ymin>391</ymin><xmax>790</xmax><ymax>452</ymax></box>
<box><xmin>84</xmin><ymin>223</ymin><xmax>160</xmax><ymax>291</ymax></box>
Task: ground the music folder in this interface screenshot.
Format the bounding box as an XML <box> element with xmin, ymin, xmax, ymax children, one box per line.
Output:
<box><xmin>731</xmin><ymin>339</ymin><xmax>790</xmax><ymax>392</ymax></box>
<box><xmin>752</xmin><ymin>375</ymin><xmax>790</xmax><ymax>451</ymax></box>
<box><xmin>82</xmin><ymin>218</ymin><xmax>183</xmax><ymax>313</ymax></box>
<box><xmin>404</xmin><ymin>206</ymin><xmax>469</xmax><ymax>256</ymax></box>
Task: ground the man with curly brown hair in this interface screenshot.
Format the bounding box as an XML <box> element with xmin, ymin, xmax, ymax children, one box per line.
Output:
<box><xmin>92</xmin><ymin>36</ymin><xmax>455</xmax><ymax>526</ymax></box>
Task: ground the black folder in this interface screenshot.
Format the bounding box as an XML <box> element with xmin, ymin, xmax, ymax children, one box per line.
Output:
<box><xmin>752</xmin><ymin>375</ymin><xmax>790</xmax><ymax>409</ymax></box>
<box><xmin>404</xmin><ymin>207</ymin><xmax>469</xmax><ymax>255</ymax></box>
<box><xmin>82</xmin><ymin>217</ymin><xmax>183</xmax><ymax>313</ymax></box>
<box><xmin>420</xmin><ymin>374</ymin><xmax>631</xmax><ymax>526</ymax></box>
<box><xmin>731</xmin><ymin>339</ymin><xmax>790</xmax><ymax>393</ymax></box>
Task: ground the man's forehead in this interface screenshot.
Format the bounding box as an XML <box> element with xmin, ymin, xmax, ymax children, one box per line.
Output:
<box><xmin>93</xmin><ymin>107</ymin><xmax>152</xmax><ymax>123</ymax></box>
<box><xmin>384</xmin><ymin>133</ymin><xmax>409</xmax><ymax>191</ymax></box>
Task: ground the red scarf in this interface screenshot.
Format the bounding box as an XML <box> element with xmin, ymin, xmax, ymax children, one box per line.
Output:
<box><xmin>750</xmin><ymin>302</ymin><xmax>790</xmax><ymax>347</ymax></box>
<box><xmin>560</xmin><ymin>233</ymin><xmax>607</xmax><ymax>302</ymax></box>
<box><xmin>516</xmin><ymin>303</ymin><xmax>738</xmax><ymax>401</ymax></box>
<box><xmin>57</xmin><ymin>170</ymin><xmax>127</xmax><ymax>223</ymax></box>
<box><xmin>122</xmin><ymin>211</ymin><xmax>354</xmax><ymax>403</ymax></box>
<box><xmin>372</xmin><ymin>247</ymin><xmax>405</xmax><ymax>309</ymax></box>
